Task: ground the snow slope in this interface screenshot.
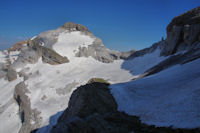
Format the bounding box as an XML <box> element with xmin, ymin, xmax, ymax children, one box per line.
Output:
<box><xmin>23</xmin><ymin>56</ymin><xmax>133</xmax><ymax>133</ymax></box>
<box><xmin>53</xmin><ymin>31</ymin><xmax>95</xmax><ymax>59</ymax></box>
<box><xmin>111</xmin><ymin>58</ymin><xmax>200</xmax><ymax>128</ymax></box>
<box><xmin>122</xmin><ymin>49</ymin><xmax>166</xmax><ymax>77</ymax></box>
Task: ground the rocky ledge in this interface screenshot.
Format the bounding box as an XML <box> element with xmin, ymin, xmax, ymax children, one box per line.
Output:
<box><xmin>161</xmin><ymin>6</ymin><xmax>200</xmax><ymax>56</ymax></box>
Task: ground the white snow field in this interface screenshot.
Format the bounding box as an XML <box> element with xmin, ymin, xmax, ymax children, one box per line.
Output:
<box><xmin>53</xmin><ymin>31</ymin><xmax>95</xmax><ymax>59</ymax></box>
<box><xmin>24</xmin><ymin>57</ymin><xmax>134</xmax><ymax>133</ymax></box>
<box><xmin>122</xmin><ymin>49</ymin><xmax>166</xmax><ymax>76</ymax></box>
<box><xmin>111</xmin><ymin>58</ymin><xmax>200</xmax><ymax>128</ymax></box>
<box><xmin>0</xmin><ymin>35</ymin><xmax>167</xmax><ymax>133</ymax></box>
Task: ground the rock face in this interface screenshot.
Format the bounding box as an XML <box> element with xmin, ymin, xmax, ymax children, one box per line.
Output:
<box><xmin>32</xmin><ymin>22</ymin><xmax>125</xmax><ymax>63</ymax></box>
<box><xmin>75</xmin><ymin>38</ymin><xmax>121</xmax><ymax>63</ymax></box>
<box><xmin>41</xmin><ymin>46</ymin><xmax>69</xmax><ymax>65</ymax></box>
<box><xmin>161</xmin><ymin>6</ymin><xmax>200</xmax><ymax>56</ymax></box>
<box><xmin>61</xmin><ymin>22</ymin><xmax>90</xmax><ymax>33</ymax></box>
<box><xmin>7</xmin><ymin>68</ymin><xmax>17</xmax><ymax>81</ymax></box>
<box><xmin>11</xmin><ymin>39</ymin><xmax>69</xmax><ymax>68</ymax></box>
<box><xmin>28</xmin><ymin>39</ymin><xmax>69</xmax><ymax>65</ymax></box>
<box><xmin>51</xmin><ymin>82</ymin><xmax>140</xmax><ymax>133</ymax></box>
<box><xmin>56</xmin><ymin>82</ymin><xmax>116</xmax><ymax>121</ymax></box>
<box><xmin>14</xmin><ymin>82</ymin><xmax>42</xmax><ymax>133</ymax></box>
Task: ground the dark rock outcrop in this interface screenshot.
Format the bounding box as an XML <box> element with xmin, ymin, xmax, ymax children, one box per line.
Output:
<box><xmin>51</xmin><ymin>82</ymin><xmax>140</xmax><ymax>133</ymax></box>
<box><xmin>57</xmin><ymin>82</ymin><xmax>116</xmax><ymax>121</ymax></box>
<box><xmin>51</xmin><ymin>82</ymin><xmax>200</xmax><ymax>133</ymax></box>
<box><xmin>11</xmin><ymin>39</ymin><xmax>69</xmax><ymax>68</ymax></box>
<box><xmin>161</xmin><ymin>6</ymin><xmax>200</xmax><ymax>56</ymax></box>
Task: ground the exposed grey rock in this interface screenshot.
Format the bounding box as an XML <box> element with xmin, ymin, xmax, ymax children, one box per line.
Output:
<box><xmin>41</xmin><ymin>95</ymin><xmax>47</xmax><ymax>101</ymax></box>
<box><xmin>11</xmin><ymin>39</ymin><xmax>69</xmax><ymax>68</ymax></box>
<box><xmin>75</xmin><ymin>44</ymin><xmax>120</xmax><ymax>63</ymax></box>
<box><xmin>28</xmin><ymin>39</ymin><xmax>69</xmax><ymax>65</ymax></box>
<box><xmin>61</xmin><ymin>22</ymin><xmax>90</xmax><ymax>33</ymax></box>
<box><xmin>7</xmin><ymin>68</ymin><xmax>17</xmax><ymax>81</ymax></box>
<box><xmin>161</xmin><ymin>6</ymin><xmax>200</xmax><ymax>56</ymax></box>
<box><xmin>14</xmin><ymin>82</ymin><xmax>42</xmax><ymax>133</ymax></box>
<box><xmin>11</xmin><ymin>46</ymin><xmax>41</xmax><ymax>69</ymax></box>
<box><xmin>18</xmin><ymin>68</ymin><xmax>30</xmax><ymax>81</ymax></box>
<box><xmin>41</xmin><ymin>46</ymin><xmax>69</xmax><ymax>65</ymax></box>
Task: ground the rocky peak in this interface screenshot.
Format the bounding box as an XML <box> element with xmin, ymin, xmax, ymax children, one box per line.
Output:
<box><xmin>167</xmin><ymin>6</ymin><xmax>200</xmax><ymax>32</ymax></box>
<box><xmin>61</xmin><ymin>22</ymin><xmax>90</xmax><ymax>33</ymax></box>
<box><xmin>161</xmin><ymin>6</ymin><xmax>200</xmax><ymax>56</ymax></box>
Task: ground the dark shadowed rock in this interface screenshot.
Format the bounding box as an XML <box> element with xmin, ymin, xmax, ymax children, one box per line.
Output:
<box><xmin>50</xmin><ymin>82</ymin><xmax>141</xmax><ymax>133</ymax></box>
<box><xmin>50</xmin><ymin>81</ymin><xmax>200</xmax><ymax>133</ymax></box>
<box><xmin>58</xmin><ymin>82</ymin><xmax>116</xmax><ymax>120</ymax></box>
<box><xmin>161</xmin><ymin>6</ymin><xmax>200</xmax><ymax>56</ymax></box>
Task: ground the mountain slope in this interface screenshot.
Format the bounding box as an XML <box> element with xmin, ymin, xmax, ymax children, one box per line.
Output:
<box><xmin>50</xmin><ymin>6</ymin><xmax>200</xmax><ymax>133</ymax></box>
<box><xmin>0</xmin><ymin>22</ymin><xmax>135</xmax><ymax>133</ymax></box>
<box><xmin>0</xmin><ymin>6</ymin><xmax>200</xmax><ymax>133</ymax></box>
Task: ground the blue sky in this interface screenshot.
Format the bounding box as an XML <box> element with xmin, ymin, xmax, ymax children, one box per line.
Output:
<box><xmin>0</xmin><ymin>0</ymin><xmax>199</xmax><ymax>51</ymax></box>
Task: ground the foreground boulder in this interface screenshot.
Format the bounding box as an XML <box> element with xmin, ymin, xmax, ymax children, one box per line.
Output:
<box><xmin>50</xmin><ymin>82</ymin><xmax>140</xmax><ymax>133</ymax></box>
<box><xmin>50</xmin><ymin>81</ymin><xmax>200</xmax><ymax>133</ymax></box>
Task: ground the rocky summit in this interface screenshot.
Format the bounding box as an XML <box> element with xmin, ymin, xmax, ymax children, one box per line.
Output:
<box><xmin>0</xmin><ymin>6</ymin><xmax>200</xmax><ymax>133</ymax></box>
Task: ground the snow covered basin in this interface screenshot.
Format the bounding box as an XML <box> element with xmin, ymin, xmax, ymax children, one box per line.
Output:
<box><xmin>111</xmin><ymin>58</ymin><xmax>200</xmax><ymax>128</ymax></box>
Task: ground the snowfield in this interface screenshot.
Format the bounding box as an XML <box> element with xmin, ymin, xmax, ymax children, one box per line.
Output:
<box><xmin>111</xmin><ymin>58</ymin><xmax>200</xmax><ymax>128</ymax></box>
<box><xmin>24</xmin><ymin>57</ymin><xmax>134</xmax><ymax>133</ymax></box>
<box><xmin>122</xmin><ymin>49</ymin><xmax>166</xmax><ymax>76</ymax></box>
<box><xmin>53</xmin><ymin>31</ymin><xmax>95</xmax><ymax>59</ymax></box>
